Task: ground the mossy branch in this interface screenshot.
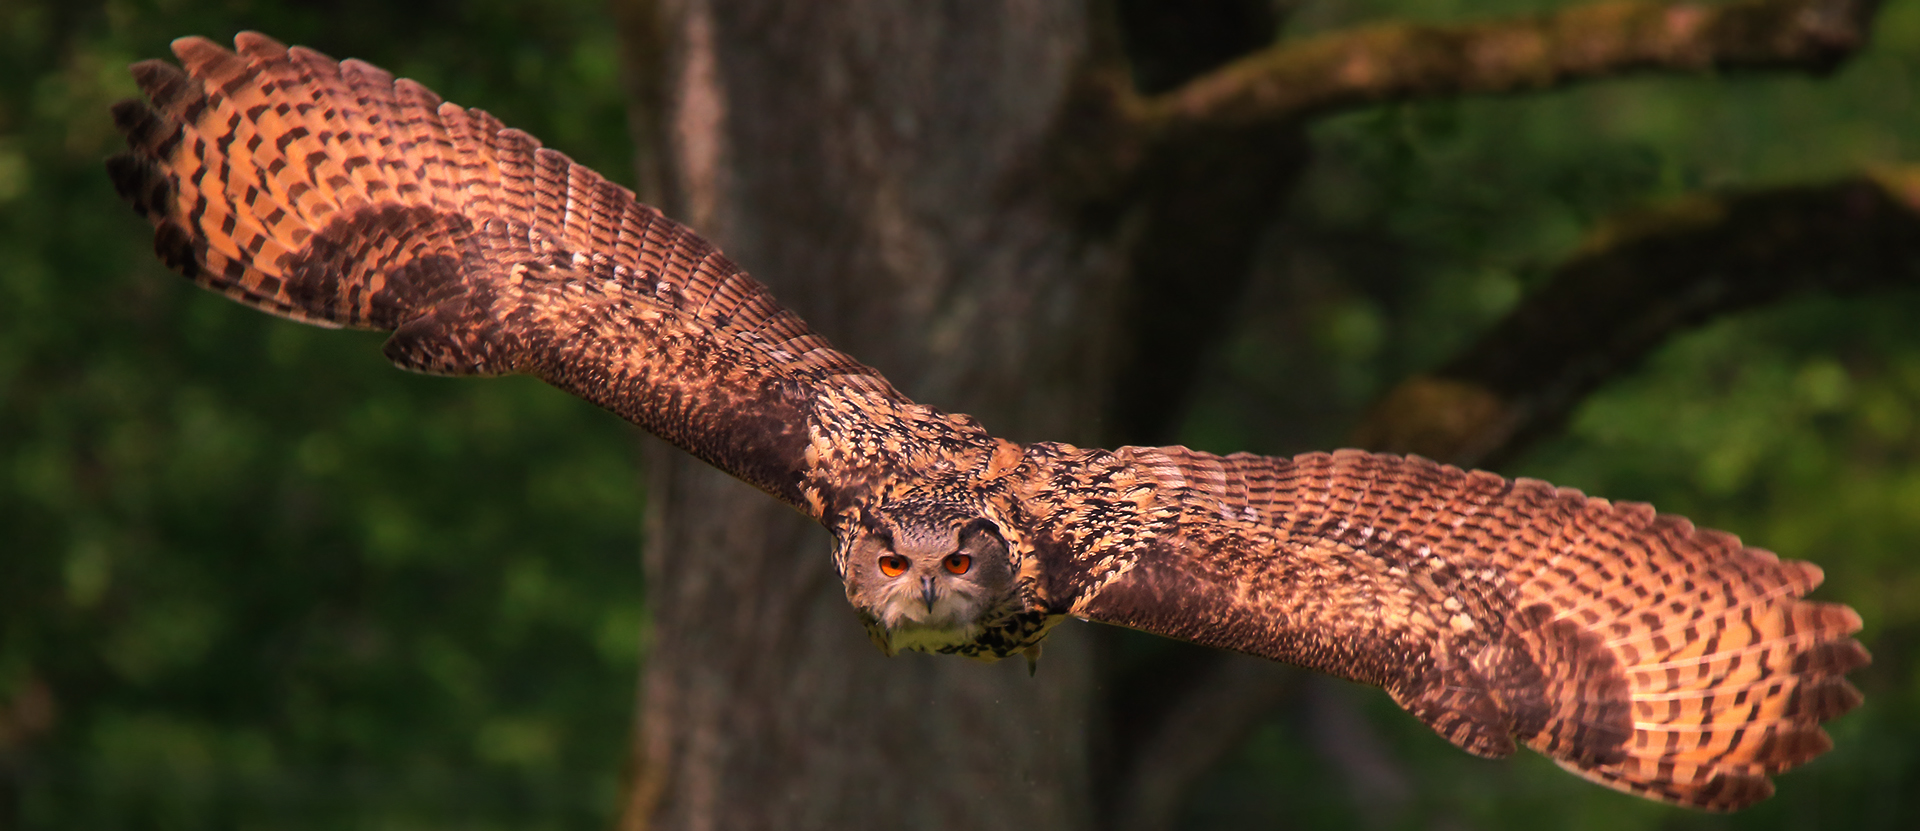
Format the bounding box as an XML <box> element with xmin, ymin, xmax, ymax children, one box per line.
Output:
<box><xmin>1355</xmin><ymin>170</ymin><xmax>1920</xmax><ymax>468</ymax></box>
<box><xmin>1146</xmin><ymin>0</ymin><xmax>1878</xmax><ymax>131</ymax></box>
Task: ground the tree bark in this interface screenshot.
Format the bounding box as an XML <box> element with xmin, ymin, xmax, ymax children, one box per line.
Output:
<box><xmin>616</xmin><ymin>2</ymin><xmax>1116</xmax><ymax>829</ymax></box>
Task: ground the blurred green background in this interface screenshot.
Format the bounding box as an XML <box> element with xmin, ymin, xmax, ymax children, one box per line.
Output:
<box><xmin>3</xmin><ymin>1</ymin><xmax>1917</xmax><ymax>829</ymax></box>
<box><xmin>3</xmin><ymin>2</ymin><xmax>645</xmax><ymax>828</ymax></box>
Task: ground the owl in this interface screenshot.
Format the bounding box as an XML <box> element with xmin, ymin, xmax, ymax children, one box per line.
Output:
<box><xmin>107</xmin><ymin>33</ymin><xmax>1868</xmax><ymax>811</ymax></box>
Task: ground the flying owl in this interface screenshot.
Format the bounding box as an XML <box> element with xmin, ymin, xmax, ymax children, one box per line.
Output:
<box><xmin>108</xmin><ymin>33</ymin><xmax>1868</xmax><ymax>811</ymax></box>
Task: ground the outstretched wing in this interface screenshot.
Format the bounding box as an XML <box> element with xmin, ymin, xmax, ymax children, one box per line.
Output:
<box><xmin>1018</xmin><ymin>446</ymin><xmax>1866</xmax><ymax>810</ymax></box>
<box><xmin>107</xmin><ymin>33</ymin><xmax>938</xmax><ymax>514</ymax></box>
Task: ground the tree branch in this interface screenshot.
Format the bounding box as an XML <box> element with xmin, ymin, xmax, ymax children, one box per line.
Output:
<box><xmin>1355</xmin><ymin>169</ymin><xmax>1920</xmax><ymax>468</ymax></box>
<box><xmin>1145</xmin><ymin>0</ymin><xmax>1878</xmax><ymax>132</ymax></box>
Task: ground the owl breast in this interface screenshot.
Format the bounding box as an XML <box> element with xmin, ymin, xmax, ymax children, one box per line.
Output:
<box><xmin>881</xmin><ymin>620</ymin><xmax>988</xmax><ymax>655</ymax></box>
<box><xmin>865</xmin><ymin>608</ymin><xmax>1063</xmax><ymax>662</ymax></box>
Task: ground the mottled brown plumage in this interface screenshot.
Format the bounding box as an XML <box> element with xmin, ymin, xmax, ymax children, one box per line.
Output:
<box><xmin>108</xmin><ymin>33</ymin><xmax>1867</xmax><ymax>811</ymax></box>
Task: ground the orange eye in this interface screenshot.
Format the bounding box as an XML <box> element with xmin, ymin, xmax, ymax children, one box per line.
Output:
<box><xmin>943</xmin><ymin>553</ymin><xmax>972</xmax><ymax>575</ymax></box>
<box><xmin>877</xmin><ymin>555</ymin><xmax>909</xmax><ymax>577</ymax></box>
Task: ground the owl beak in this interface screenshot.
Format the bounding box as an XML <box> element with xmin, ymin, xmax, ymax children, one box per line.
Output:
<box><xmin>921</xmin><ymin>576</ymin><xmax>937</xmax><ymax>611</ymax></box>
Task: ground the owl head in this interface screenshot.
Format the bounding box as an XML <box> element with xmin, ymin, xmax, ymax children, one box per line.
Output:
<box><xmin>840</xmin><ymin>499</ymin><xmax>1015</xmax><ymax>653</ymax></box>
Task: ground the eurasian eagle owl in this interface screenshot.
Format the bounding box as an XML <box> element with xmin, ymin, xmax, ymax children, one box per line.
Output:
<box><xmin>107</xmin><ymin>33</ymin><xmax>1868</xmax><ymax>811</ymax></box>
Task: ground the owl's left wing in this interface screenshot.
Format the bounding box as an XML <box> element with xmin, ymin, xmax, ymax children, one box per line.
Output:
<box><xmin>1015</xmin><ymin>445</ymin><xmax>1865</xmax><ymax>811</ymax></box>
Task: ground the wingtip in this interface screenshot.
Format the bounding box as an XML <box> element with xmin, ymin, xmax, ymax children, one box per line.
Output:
<box><xmin>151</xmin><ymin>221</ymin><xmax>202</xmax><ymax>279</ymax></box>
<box><xmin>169</xmin><ymin>35</ymin><xmax>222</xmax><ymax>64</ymax></box>
<box><xmin>1837</xmin><ymin>601</ymin><xmax>1863</xmax><ymax>634</ymax></box>
<box><xmin>128</xmin><ymin>58</ymin><xmax>187</xmax><ymax>101</ymax></box>
<box><xmin>104</xmin><ymin>150</ymin><xmax>171</xmax><ymax>217</ymax></box>
<box><xmin>286</xmin><ymin>44</ymin><xmax>343</xmax><ymax>73</ymax></box>
<box><xmin>233</xmin><ymin>30</ymin><xmax>288</xmax><ymax>59</ymax></box>
<box><xmin>393</xmin><ymin>77</ymin><xmax>445</xmax><ymax>110</ymax></box>
<box><xmin>339</xmin><ymin>57</ymin><xmax>395</xmax><ymax>86</ymax></box>
<box><xmin>1700</xmin><ymin>772</ymin><xmax>1776</xmax><ymax>812</ymax></box>
<box><xmin>107</xmin><ymin>97</ymin><xmax>154</xmax><ymax>136</ymax></box>
<box><xmin>1793</xmin><ymin>558</ymin><xmax>1826</xmax><ymax>589</ymax></box>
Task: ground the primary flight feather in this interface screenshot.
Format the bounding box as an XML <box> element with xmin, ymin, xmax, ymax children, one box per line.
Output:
<box><xmin>108</xmin><ymin>33</ymin><xmax>1868</xmax><ymax>811</ymax></box>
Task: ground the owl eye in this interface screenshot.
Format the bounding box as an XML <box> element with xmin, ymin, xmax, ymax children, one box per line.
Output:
<box><xmin>877</xmin><ymin>554</ymin><xmax>909</xmax><ymax>577</ymax></box>
<box><xmin>943</xmin><ymin>553</ymin><xmax>972</xmax><ymax>575</ymax></box>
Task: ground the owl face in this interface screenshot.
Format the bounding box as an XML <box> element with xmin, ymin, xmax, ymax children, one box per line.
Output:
<box><xmin>841</xmin><ymin>503</ymin><xmax>1014</xmax><ymax>652</ymax></box>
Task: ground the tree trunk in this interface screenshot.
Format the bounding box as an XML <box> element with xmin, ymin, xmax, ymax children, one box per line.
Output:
<box><xmin>618</xmin><ymin>2</ymin><xmax>1117</xmax><ymax>828</ymax></box>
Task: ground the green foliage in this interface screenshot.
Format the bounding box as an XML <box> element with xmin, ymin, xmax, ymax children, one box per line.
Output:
<box><xmin>2</xmin><ymin>1</ymin><xmax>642</xmax><ymax>828</ymax></box>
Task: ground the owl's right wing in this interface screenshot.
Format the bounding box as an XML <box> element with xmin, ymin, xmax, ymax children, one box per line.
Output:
<box><xmin>1017</xmin><ymin>445</ymin><xmax>1867</xmax><ymax>810</ymax></box>
<box><xmin>108</xmin><ymin>33</ymin><xmax>954</xmax><ymax>517</ymax></box>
